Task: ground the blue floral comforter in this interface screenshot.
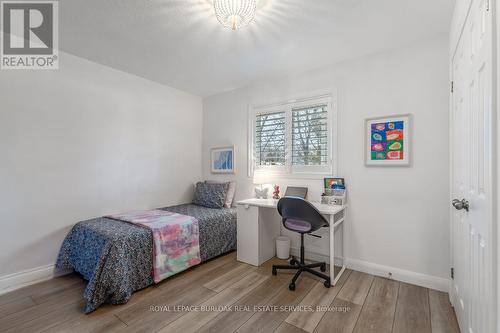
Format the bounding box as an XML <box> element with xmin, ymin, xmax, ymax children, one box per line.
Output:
<box><xmin>55</xmin><ymin>204</ymin><xmax>236</xmax><ymax>313</ymax></box>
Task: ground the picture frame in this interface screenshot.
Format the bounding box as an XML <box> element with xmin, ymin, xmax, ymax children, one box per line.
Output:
<box><xmin>365</xmin><ymin>114</ymin><xmax>411</xmax><ymax>166</ymax></box>
<box><xmin>324</xmin><ymin>177</ymin><xmax>345</xmax><ymax>189</ymax></box>
<box><xmin>211</xmin><ymin>146</ymin><xmax>235</xmax><ymax>174</ymax></box>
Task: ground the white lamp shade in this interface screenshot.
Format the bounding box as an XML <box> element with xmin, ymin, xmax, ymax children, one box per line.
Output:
<box><xmin>253</xmin><ymin>170</ymin><xmax>273</xmax><ymax>185</ymax></box>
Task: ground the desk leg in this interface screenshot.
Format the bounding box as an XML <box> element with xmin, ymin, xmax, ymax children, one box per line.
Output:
<box><xmin>333</xmin><ymin>221</ymin><xmax>346</xmax><ymax>285</ymax></box>
<box><xmin>329</xmin><ymin>215</ymin><xmax>335</xmax><ymax>286</ymax></box>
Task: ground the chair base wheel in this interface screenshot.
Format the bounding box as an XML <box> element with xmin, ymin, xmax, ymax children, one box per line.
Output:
<box><xmin>320</xmin><ymin>263</ymin><xmax>326</xmax><ymax>272</ymax></box>
<box><xmin>324</xmin><ymin>280</ymin><xmax>331</xmax><ymax>288</ymax></box>
<box><xmin>290</xmin><ymin>258</ymin><xmax>297</xmax><ymax>265</ymax></box>
<box><xmin>289</xmin><ymin>283</ymin><xmax>296</xmax><ymax>291</ymax></box>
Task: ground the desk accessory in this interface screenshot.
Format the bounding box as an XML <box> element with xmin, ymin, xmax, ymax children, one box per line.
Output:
<box><xmin>255</xmin><ymin>187</ymin><xmax>269</xmax><ymax>199</ymax></box>
<box><xmin>273</xmin><ymin>185</ymin><xmax>280</xmax><ymax>199</ymax></box>
<box><xmin>322</xmin><ymin>177</ymin><xmax>346</xmax><ymax>205</ymax></box>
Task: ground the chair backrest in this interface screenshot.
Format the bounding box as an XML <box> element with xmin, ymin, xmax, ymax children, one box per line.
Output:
<box><xmin>277</xmin><ymin>197</ymin><xmax>329</xmax><ymax>232</ymax></box>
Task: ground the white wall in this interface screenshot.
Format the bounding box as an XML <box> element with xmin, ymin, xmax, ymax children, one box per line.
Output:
<box><xmin>0</xmin><ymin>52</ymin><xmax>203</xmax><ymax>284</ymax></box>
<box><xmin>496</xmin><ymin>0</ymin><xmax>500</xmax><ymax>325</ymax></box>
<box><xmin>202</xmin><ymin>37</ymin><xmax>450</xmax><ymax>286</ymax></box>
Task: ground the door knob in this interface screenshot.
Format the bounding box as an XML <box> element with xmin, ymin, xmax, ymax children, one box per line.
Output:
<box><xmin>452</xmin><ymin>199</ymin><xmax>469</xmax><ymax>212</ymax></box>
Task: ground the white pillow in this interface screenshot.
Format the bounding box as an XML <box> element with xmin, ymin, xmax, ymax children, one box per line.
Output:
<box><xmin>205</xmin><ymin>180</ymin><xmax>236</xmax><ymax>208</ymax></box>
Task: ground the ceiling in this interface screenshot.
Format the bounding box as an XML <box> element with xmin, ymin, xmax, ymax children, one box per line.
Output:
<box><xmin>60</xmin><ymin>0</ymin><xmax>455</xmax><ymax>97</ymax></box>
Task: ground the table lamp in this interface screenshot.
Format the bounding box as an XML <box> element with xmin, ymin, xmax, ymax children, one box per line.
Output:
<box><xmin>253</xmin><ymin>171</ymin><xmax>272</xmax><ymax>199</ymax></box>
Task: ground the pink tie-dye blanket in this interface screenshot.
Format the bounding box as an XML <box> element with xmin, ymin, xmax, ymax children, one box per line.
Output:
<box><xmin>107</xmin><ymin>210</ymin><xmax>201</xmax><ymax>283</ymax></box>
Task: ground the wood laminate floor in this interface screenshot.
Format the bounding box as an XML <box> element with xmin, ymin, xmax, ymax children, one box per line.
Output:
<box><xmin>0</xmin><ymin>252</ymin><xmax>460</xmax><ymax>333</ymax></box>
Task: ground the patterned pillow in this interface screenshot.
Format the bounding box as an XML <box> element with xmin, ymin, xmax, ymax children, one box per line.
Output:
<box><xmin>193</xmin><ymin>182</ymin><xmax>229</xmax><ymax>209</ymax></box>
<box><xmin>205</xmin><ymin>180</ymin><xmax>236</xmax><ymax>208</ymax></box>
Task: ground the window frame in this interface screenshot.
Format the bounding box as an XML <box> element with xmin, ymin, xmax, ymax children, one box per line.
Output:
<box><xmin>248</xmin><ymin>91</ymin><xmax>338</xmax><ymax>179</ymax></box>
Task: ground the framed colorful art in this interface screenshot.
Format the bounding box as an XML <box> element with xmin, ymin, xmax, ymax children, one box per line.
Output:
<box><xmin>365</xmin><ymin>114</ymin><xmax>411</xmax><ymax>166</ymax></box>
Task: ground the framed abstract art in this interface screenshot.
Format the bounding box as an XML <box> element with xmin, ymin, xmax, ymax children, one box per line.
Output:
<box><xmin>365</xmin><ymin>114</ymin><xmax>411</xmax><ymax>166</ymax></box>
<box><xmin>211</xmin><ymin>146</ymin><xmax>235</xmax><ymax>173</ymax></box>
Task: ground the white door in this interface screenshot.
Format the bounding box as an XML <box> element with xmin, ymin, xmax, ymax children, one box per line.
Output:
<box><xmin>450</xmin><ymin>0</ymin><xmax>494</xmax><ymax>332</ymax></box>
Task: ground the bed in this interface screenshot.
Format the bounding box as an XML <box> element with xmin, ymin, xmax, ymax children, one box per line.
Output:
<box><xmin>56</xmin><ymin>203</ymin><xmax>237</xmax><ymax>313</ymax></box>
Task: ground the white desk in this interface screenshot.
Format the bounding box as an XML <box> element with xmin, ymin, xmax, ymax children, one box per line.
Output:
<box><xmin>236</xmin><ymin>198</ymin><xmax>347</xmax><ymax>286</ymax></box>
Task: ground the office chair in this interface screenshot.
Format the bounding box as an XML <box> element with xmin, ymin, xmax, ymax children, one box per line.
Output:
<box><xmin>272</xmin><ymin>197</ymin><xmax>331</xmax><ymax>290</ymax></box>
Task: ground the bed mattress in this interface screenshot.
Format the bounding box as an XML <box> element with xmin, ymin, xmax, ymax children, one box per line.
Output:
<box><xmin>56</xmin><ymin>204</ymin><xmax>236</xmax><ymax>313</ymax></box>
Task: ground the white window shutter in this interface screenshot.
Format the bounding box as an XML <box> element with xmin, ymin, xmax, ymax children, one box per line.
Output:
<box><xmin>254</xmin><ymin>112</ymin><xmax>286</xmax><ymax>166</ymax></box>
<box><xmin>292</xmin><ymin>104</ymin><xmax>328</xmax><ymax>166</ymax></box>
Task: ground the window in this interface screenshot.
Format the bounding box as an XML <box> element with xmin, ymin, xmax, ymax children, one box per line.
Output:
<box><xmin>292</xmin><ymin>105</ymin><xmax>328</xmax><ymax>166</ymax></box>
<box><xmin>255</xmin><ymin>112</ymin><xmax>285</xmax><ymax>166</ymax></box>
<box><xmin>249</xmin><ymin>94</ymin><xmax>336</xmax><ymax>178</ymax></box>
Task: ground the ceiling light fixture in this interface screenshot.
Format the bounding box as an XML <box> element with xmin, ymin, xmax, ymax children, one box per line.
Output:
<box><xmin>214</xmin><ymin>0</ymin><xmax>257</xmax><ymax>31</ymax></box>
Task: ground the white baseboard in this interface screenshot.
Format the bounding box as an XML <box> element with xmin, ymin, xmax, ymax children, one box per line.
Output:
<box><xmin>290</xmin><ymin>247</ymin><xmax>450</xmax><ymax>293</ymax></box>
<box><xmin>1</xmin><ymin>255</ymin><xmax>450</xmax><ymax>296</ymax></box>
<box><xmin>0</xmin><ymin>264</ymin><xmax>57</xmax><ymax>295</ymax></box>
<box><xmin>345</xmin><ymin>258</ymin><xmax>450</xmax><ymax>293</ymax></box>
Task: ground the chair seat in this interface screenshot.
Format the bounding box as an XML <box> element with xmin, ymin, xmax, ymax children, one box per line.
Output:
<box><xmin>284</xmin><ymin>219</ymin><xmax>312</xmax><ymax>233</ymax></box>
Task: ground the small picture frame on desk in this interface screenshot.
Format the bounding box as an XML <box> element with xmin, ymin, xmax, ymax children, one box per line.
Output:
<box><xmin>324</xmin><ymin>177</ymin><xmax>345</xmax><ymax>189</ymax></box>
